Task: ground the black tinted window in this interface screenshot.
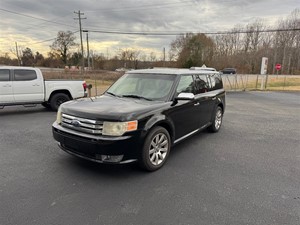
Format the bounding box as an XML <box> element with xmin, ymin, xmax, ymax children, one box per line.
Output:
<box><xmin>0</xmin><ymin>69</ymin><xmax>10</xmax><ymax>81</ymax></box>
<box><xmin>14</xmin><ymin>70</ymin><xmax>37</xmax><ymax>81</ymax></box>
<box><xmin>209</xmin><ymin>73</ymin><xmax>223</xmax><ymax>90</ymax></box>
<box><xmin>176</xmin><ymin>75</ymin><xmax>194</xmax><ymax>94</ymax></box>
<box><xmin>194</xmin><ymin>75</ymin><xmax>209</xmax><ymax>94</ymax></box>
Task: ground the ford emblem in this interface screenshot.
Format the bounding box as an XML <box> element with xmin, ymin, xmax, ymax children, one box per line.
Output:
<box><xmin>71</xmin><ymin>120</ymin><xmax>81</xmax><ymax>127</ymax></box>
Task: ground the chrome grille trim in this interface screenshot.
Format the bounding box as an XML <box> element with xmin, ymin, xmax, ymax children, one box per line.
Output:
<box><xmin>62</xmin><ymin>113</ymin><xmax>103</xmax><ymax>135</ymax></box>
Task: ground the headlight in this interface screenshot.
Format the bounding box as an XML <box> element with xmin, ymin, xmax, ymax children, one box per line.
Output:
<box><xmin>102</xmin><ymin>121</ymin><xmax>138</xmax><ymax>136</ymax></box>
<box><xmin>56</xmin><ymin>106</ymin><xmax>62</xmax><ymax>124</ymax></box>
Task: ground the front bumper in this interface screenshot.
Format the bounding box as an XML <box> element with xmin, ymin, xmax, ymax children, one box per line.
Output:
<box><xmin>52</xmin><ymin>122</ymin><xmax>140</xmax><ymax>164</ymax></box>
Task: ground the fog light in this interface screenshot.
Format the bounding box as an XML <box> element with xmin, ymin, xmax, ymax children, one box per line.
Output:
<box><xmin>100</xmin><ymin>155</ymin><xmax>124</xmax><ymax>163</ymax></box>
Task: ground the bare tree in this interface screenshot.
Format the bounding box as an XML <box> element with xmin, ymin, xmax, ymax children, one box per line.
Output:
<box><xmin>50</xmin><ymin>31</ymin><xmax>77</xmax><ymax>65</ymax></box>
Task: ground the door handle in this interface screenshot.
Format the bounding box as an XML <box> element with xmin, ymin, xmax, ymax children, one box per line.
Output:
<box><xmin>3</xmin><ymin>84</ymin><xmax>12</xmax><ymax>87</ymax></box>
<box><xmin>32</xmin><ymin>84</ymin><xmax>40</xmax><ymax>86</ymax></box>
<box><xmin>194</xmin><ymin>102</ymin><xmax>200</xmax><ymax>106</ymax></box>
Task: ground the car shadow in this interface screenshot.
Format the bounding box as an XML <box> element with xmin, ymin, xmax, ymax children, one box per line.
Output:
<box><xmin>58</xmin><ymin>154</ymin><xmax>149</xmax><ymax>178</ymax></box>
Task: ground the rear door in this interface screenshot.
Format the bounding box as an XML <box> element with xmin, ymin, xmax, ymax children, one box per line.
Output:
<box><xmin>0</xmin><ymin>69</ymin><xmax>14</xmax><ymax>104</ymax></box>
<box><xmin>194</xmin><ymin>74</ymin><xmax>215</xmax><ymax>126</ymax></box>
<box><xmin>12</xmin><ymin>69</ymin><xmax>44</xmax><ymax>103</ymax></box>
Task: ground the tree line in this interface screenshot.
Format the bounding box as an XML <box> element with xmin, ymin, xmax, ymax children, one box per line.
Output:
<box><xmin>1</xmin><ymin>8</ymin><xmax>299</xmax><ymax>74</ymax></box>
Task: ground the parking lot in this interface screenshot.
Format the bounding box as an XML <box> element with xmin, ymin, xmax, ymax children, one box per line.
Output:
<box><xmin>1</xmin><ymin>91</ymin><xmax>299</xmax><ymax>225</ymax></box>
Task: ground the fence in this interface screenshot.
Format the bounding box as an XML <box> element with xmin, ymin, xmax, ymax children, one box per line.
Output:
<box><xmin>222</xmin><ymin>74</ymin><xmax>300</xmax><ymax>91</ymax></box>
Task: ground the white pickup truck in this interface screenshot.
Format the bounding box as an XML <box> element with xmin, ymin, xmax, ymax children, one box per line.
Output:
<box><xmin>0</xmin><ymin>66</ymin><xmax>87</xmax><ymax>111</ymax></box>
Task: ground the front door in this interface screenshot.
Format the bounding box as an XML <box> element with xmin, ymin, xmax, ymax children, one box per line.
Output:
<box><xmin>169</xmin><ymin>75</ymin><xmax>200</xmax><ymax>140</ymax></box>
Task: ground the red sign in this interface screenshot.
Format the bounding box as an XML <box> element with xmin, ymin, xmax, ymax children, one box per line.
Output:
<box><xmin>275</xmin><ymin>64</ymin><xmax>281</xmax><ymax>70</ymax></box>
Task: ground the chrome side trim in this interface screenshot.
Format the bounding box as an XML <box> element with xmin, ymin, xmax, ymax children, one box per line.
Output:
<box><xmin>174</xmin><ymin>123</ymin><xmax>211</xmax><ymax>144</ymax></box>
<box><xmin>174</xmin><ymin>129</ymin><xmax>200</xmax><ymax>144</ymax></box>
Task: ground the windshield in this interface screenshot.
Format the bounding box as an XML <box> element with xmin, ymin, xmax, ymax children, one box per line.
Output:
<box><xmin>106</xmin><ymin>73</ymin><xmax>176</xmax><ymax>101</ymax></box>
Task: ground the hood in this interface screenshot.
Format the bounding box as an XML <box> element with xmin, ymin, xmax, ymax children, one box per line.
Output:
<box><xmin>60</xmin><ymin>95</ymin><xmax>170</xmax><ymax>121</ymax></box>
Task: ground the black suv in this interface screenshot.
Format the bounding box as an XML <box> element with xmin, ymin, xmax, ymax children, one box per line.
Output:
<box><xmin>222</xmin><ymin>68</ymin><xmax>237</xmax><ymax>74</ymax></box>
<box><xmin>52</xmin><ymin>68</ymin><xmax>225</xmax><ymax>171</ymax></box>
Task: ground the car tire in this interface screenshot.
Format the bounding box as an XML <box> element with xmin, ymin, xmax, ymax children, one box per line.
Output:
<box><xmin>139</xmin><ymin>126</ymin><xmax>171</xmax><ymax>172</ymax></box>
<box><xmin>208</xmin><ymin>106</ymin><xmax>223</xmax><ymax>133</ymax></box>
<box><xmin>50</xmin><ymin>93</ymin><xmax>70</xmax><ymax>111</ymax></box>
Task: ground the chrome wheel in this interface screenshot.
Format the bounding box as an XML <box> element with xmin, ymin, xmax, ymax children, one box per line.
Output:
<box><xmin>208</xmin><ymin>106</ymin><xmax>223</xmax><ymax>133</ymax></box>
<box><xmin>139</xmin><ymin>126</ymin><xmax>171</xmax><ymax>171</ymax></box>
<box><xmin>149</xmin><ymin>133</ymin><xmax>169</xmax><ymax>166</ymax></box>
<box><xmin>215</xmin><ymin>108</ymin><xmax>222</xmax><ymax>130</ymax></box>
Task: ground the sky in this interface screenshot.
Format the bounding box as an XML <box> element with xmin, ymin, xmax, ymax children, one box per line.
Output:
<box><xmin>0</xmin><ymin>0</ymin><xmax>299</xmax><ymax>59</ymax></box>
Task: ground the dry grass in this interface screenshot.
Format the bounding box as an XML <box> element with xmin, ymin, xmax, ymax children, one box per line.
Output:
<box><xmin>223</xmin><ymin>75</ymin><xmax>300</xmax><ymax>91</ymax></box>
<box><xmin>85</xmin><ymin>79</ymin><xmax>113</xmax><ymax>96</ymax></box>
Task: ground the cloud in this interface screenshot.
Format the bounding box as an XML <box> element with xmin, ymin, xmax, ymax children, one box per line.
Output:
<box><xmin>0</xmin><ymin>0</ymin><xmax>298</xmax><ymax>58</ymax></box>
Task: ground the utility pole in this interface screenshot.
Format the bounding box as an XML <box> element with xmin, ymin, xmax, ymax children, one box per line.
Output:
<box><xmin>15</xmin><ymin>42</ymin><xmax>20</xmax><ymax>66</ymax></box>
<box><xmin>74</xmin><ymin>10</ymin><xmax>86</xmax><ymax>73</ymax></box>
<box><xmin>163</xmin><ymin>47</ymin><xmax>166</xmax><ymax>67</ymax></box>
<box><xmin>86</xmin><ymin>32</ymin><xmax>90</xmax><ymax>69</ymax></box>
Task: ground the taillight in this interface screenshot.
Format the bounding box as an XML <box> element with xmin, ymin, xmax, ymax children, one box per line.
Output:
<box><xmin>83</xmin><ymin>82</ymin><xmax>87</xmax><ymax>91</ymax></box>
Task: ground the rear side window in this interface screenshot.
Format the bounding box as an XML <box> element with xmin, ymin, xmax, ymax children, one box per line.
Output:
<box><xmin>14</xmin><ymin>70</ymin><xmax>37</xmax><ymax>81</ymax></box>
<box><xmin>209</xmin><ymin>73</ymin><xmax>223</xmax><ymax>90</ymax></box>
<box><xmin>194</xmin><ymin>75</ymin><xmax>209</xmax><ymax>94</ymax></box>
<box><xmin>0</xmin><ymin>69</ymin><xmax>10</xmax><ymax>81</ymax></box>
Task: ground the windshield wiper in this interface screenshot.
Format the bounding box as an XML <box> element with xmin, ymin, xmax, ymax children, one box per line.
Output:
<box><xmin>106</xmin><ymin>91</ymin><xmax>118</xmax><ymax>97</ymax></box>
<box><xmin>121</xmin><ymin>94</ymin><xmax>153</xmax><ymax>101</ymax></box>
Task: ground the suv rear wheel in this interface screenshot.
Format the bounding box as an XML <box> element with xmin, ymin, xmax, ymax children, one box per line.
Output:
<box><xmin>208</xmin><ymin>106</ymin><xmax>223</xmax><ymax>132</ymax></box>
<box><xmin>139</xmin><ymin>126</ymin><xmax>171</xmax><ymax>171</ymax></box>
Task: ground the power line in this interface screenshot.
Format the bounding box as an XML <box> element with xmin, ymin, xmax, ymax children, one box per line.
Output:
<box><xmin>82</xmin><ymin>28</ymin><xmax>300</xmax><ymax>36</ymax></box>
<box><xmin>85</xmin><ymin>0</ymin><xmax>195</xmax><ymax>13</ymax></box>
<box><xmin>0</xmin><ymin>8</ymin><xmax>77</xmax><ymax>28</ymax></box>
<box><xmin>29</xmin><ymin>31</ymin><xmax>79</xmax><ymax>45</ymax></box>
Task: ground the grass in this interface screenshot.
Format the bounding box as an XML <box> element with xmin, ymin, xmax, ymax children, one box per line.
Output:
<box><xmin>85</xmin><ymin>79</ymin><xmax>113</xmax><ymax>96</ymax></box>
<box><xmin>223</xmin><ymin>75</ymin><xmax>300</xmax><ymax>91</ymax></box>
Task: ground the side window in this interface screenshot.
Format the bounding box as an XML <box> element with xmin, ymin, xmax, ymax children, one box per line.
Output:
<box><xmin>194</xmin><ymin>75</ymin><xmax>209</xmax><ymax>94</ymax></box>
<box><xmin>14</xmin><ymin>70</ymin><xmax>37</xmax><ymax>81</ymax></box>
<box><xmin>209</xmin><ymin>73</ymin><xmax>223</xmax><ymax>90</ymax></box>
<box><xmin>176</xmin><ymin>75</ymin><xmax>194</xmax><ymax>95</ymax></box>
<box><xmin>0</xmin><ymin>69</ymin><xmax>10</xmax><ymax>82</ymax></box>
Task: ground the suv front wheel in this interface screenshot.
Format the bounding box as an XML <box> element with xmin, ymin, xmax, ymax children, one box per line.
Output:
<box><xmin>139</xmin><ymin>126</ymin><xmax>171</xmax><ymax>171</ymax></box>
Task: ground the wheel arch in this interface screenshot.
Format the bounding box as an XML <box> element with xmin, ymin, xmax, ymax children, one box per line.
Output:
<box><xmin>142</xmin><ymin>116</ymin><xmax>175</xmax><ymax>145</ymax></box>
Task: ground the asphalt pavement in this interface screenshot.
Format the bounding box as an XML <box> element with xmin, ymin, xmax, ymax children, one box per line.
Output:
<box><xmin>0</xmin><ymin>91</ymin><xmax>299</xmax><ymax>225</ymax></box>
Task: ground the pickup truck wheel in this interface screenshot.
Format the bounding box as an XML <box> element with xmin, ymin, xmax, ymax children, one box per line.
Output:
<box><xmin>139</xmin><ymin>126</ymin><xmax>171</xmax><ymax>171</ymax></box>
<box><xmin>208</xmin><ymin>106</ymin><xmax>223</xmax><ymax>133</ymax></box>
<box><xmin>50</xmin><ymin>93</ymin><xmax>70</xmax><ymax>111</ymax></box>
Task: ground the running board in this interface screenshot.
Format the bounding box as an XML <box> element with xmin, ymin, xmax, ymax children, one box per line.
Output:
<box><xmin>23</xmin><ymin>104</ymin><xmax>37</xmax><ymax>108</ymax></box>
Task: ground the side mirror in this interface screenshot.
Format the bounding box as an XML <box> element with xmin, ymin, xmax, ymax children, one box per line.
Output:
<box><xmin>175</xmin><ymin>93</ymin><xmax>195</xmax><ymax>101</ymax></box>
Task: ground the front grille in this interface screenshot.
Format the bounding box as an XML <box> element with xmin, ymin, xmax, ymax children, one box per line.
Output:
<box><xmin>61</xmin><ymin>113</ymin><xmax>103</xmax><ymax>135</ymax></box>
